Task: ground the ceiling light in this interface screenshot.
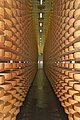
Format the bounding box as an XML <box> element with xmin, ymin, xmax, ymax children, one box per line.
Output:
<box><xmin>40</xmin><ymin>41</ymin><xmax>42</xmax><ymax>43</ymax></box>
<box><xmin>40</xmin><ymin>0</ymin><xmax>43</xmax><ymax>5</ymax></box>
<box><xmin>40</xmin><ymin>13</ymin><xmax>43</xmax><ymax>18</ymax></box>
<box><xmin>40</xmin><ymin>29</ymin><xmax>42</xmax><ymax>32</ymax></box>
<box><xmin>40</xmin><ymin>38</ymin><xmax>42</xmax><ymax>39</ymax></box>
<box><xmin>40</xmin><ymin>22</ymin><xmax>43</xmax><ymax>26</ymax></box>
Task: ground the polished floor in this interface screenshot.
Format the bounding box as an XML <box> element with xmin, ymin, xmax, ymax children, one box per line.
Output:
<box><xmin>17</xmin><ymin>70</ymin><xmax>68</xmax><ymax>120</ymax></box>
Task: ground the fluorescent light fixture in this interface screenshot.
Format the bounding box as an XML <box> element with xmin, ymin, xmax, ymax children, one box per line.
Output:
<box><xmin>40</xmin><ymin>29</ymin><xmax>42</xmax><ymax>32</ymax></box>
<box><xmin>40</xmin><ymin>13</ymin><xmax>43</xmax><ymax>18</ymax></box>
<box><xmin>40</xmin><ymin>22</ymin><xmax>43</xmax><ymax>26</ymax></box>
<box><xmin>40</xmin><ymin>38</ymin><xmax>42</xmax><ymax>39</ymax></box>
<box><xmin>40</xmin><ymin>0</ymin><xmax>43</xmax><ymax>5</ymax></box>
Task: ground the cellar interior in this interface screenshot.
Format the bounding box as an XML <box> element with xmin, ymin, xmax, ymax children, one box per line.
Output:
<box><xmin>0</xmin><ymin>0</ymin><xmax>80</xmax><ymax>120</ymax></box>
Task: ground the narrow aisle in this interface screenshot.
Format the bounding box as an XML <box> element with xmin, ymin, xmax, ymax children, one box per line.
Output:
<box><xmin>17</xmin><ymin>70</ymin><xmax>67</xmax><ymax>120</ymax></box>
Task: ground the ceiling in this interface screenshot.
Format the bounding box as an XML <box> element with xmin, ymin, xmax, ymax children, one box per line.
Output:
<box><xmin>32</xmin><ymin>0</ymin><xmax>52</xmax><ymax>54</ymax></box>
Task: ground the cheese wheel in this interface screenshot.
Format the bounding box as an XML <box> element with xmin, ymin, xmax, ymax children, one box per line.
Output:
<box><xmin>65</xmin><ymin>40</ymin><xmax>69</xmax><ymax>45</ymax></box>
<box><xmin>62</xmin><ymin>82</ymin><xmax>67</xmax><ymax>87</ymax></box>
<box><xmin>69</xmin><ymin>54</ymin><xmax>74</xmax><ymax>59</ymax></box>
<box><xmin>65</xmin><ymin>93</ymin><xmax>72</xmax><ymax>98</ymax></box>
<box><xmin>8</xmin><ymin>88</ymin><xmax>16</xmax><ymax>95</ymax></box>
<box><xmin>8</xmin><ymin>97</ymin><xmax>16</xmax><ymax>105</ymax></box>
<box><xmin>12</xmin><ymin>114</ymin><xmax>16</xmax><ymax>120</ymax></box>
<box><xmin>68</xmin><ymin>97</ymin><xmax>77</xmax><ymax>105</ymax></box>
<box><xmin>61</xmin><ymin>95</ymin><xmax>67</xmax><ymax>101</ymax></box>
<box><xmin>11</xmin><ymin>45</ymin><xmax>17</xmax><ymax>51</ymax></box>
<box><xmin>65</xmin><ymin>25</ymin><xmax>70</xmax><ymax>31</ymax></box>
<box><xmin>6</xmin><ymin>80</ymin><xmax>17</xmax><ymax>87</ymax></box>
<box><xmin>68</xmin><ymin>63</ymin><xmax>73</xmax><ymax>69</ymax></box>
<box><xmin>64</xmin><ymin>78</ymin><xmax>73</xmax><ymax>83</ymax></box>
<box><xmin>4</xmin><ymin>8</ymin><xmax>12</xmax><ymax>17</ymax></box>
<box><xmin>0</xmin><ymin>21</ymin><xmax>4</xmax><ymax>30</ymax></box>
<box><xmin>74</xmin><ymin>30</ymin><xmax>80</xmax><ymax>38</ymax></box>
<box><xmin>74</xmin><ymin>83</ymin><xmax>80</xmax><ymax>91</ymax></box>
<box><xmin>74</xmin><ymin>112</ymin><xmax>80</xmax><ymax>120</ymax></box>
<box><xmin>0</xmin><ymin>100</ymin><xmax>4</xmax><ymax>111</ymax></box>
<box><xmin>3</xmin><ymin>19</ymin><xmax>12</xmax><ymax>27</ymax></box>
<box><xmin>74</xmin><ymin>20</ymin><xmax>80</xmax><ymax>29</ymax></box>
<box><xmin>14</xmin><ymin>108</ymin><xmax>20</xmax><ymax>115</ymax></box>
<box><xmin>5</xmin><ymin>0</ymin><xmax>12</xmax><ymax>6</ymax></box>
<box><xmin>69</xmin><ymin>27</ymin><xmax>75</xmax><ymax>34</ymax></box>
<box><xmin>68</xmin><ymin>88</ymin><xmax>79</xmax><ymax>95</ymax></box>
<box><xmin>74</xmin><ymin>9</ymin><xmax>80</xmax><ymax>19</ymax></box>
<box><xmin>64</xmin><ymin>107</ymin><xmax>69</xmax><ymax>114</ymax></box>
<box><xmin>14</xmin><ymin>100</ymin><xmax>20</xmax><ymax>107</ymax></box>
<box><xmin>0</xmin><ymin>72</ymin><xmax>12</xmax><ymax>80</ymax></box>
<box><xmin>4</xmin><ymin>63</ymin><xmax>12</xmax><ymax>69</ymax></box>
<box><xmin>68</xmin><ymin>72</ymin><xmax>74</xmax><ymax>78</ymax></box>
<box><xmin>9</xmin><ymin>105</ymin><xmax>16</xmax><ymax>114</ymax></box>
<box><xmin>0</xmin><ymin>83</ymin><xmax>12</xmax><ymax>91</ymax></box>
<box><xmin>65</xmin><ymin>48</ymin><xmax>68</xmax><ymax>52</ymax></box>
<box><xmin>69</xmin><ymin>46</ymin><xmax>74</xmax><ymax>51</ymax></box>
<box><xmin>74</xmin><ymin>103</ymin><xmax>80</xmax><ymax>112</ymax></box>
<box><xmin>68</xmin><ymin>106</ymin><xmax>77</xmax><ymax>114</ymax></box>
<box><xmin>0</xmin><ymin>93</ymin><xmax>12</xmax><ymax>102</ymax></box>
<box><xmin>65</xmin><ymin>85</ymin><xmax>72</xmax><ymax>91</ymax></box>
<box><xmin>0</xmin><ymin>87</ymin><xmax>4</xmax><ymax>97</ymax></box>
<box><xmin>65</xmin><ymin>32</ymin><xmax>70</xmax><ymax>39</ymax></box>
<box><xmin>69</xmin><ymin>1</ymin><xmax>74</xmax><ymax>9</ymax></box>
<box><xmin>61</xmin><ymin>88</ymin><xmax>67</xmax><ymax>93</ymax></box>
<box><xmin>11</xmin><ymin>27</ymin><xmax>17</xmax><ymax>33</ymax></box>
<box><xmin>74</xmin><ymin>0</ymin><xmax>80</xmax><ymax>8</ymax></box>
<box><xmin>69</xmin><ymin>36</ymin><xmax>75</xmax><ymax>42</ymax></box>
<box><xmin>65</xmin><ymin>71</ymin><xmax>69</xmax><ymax>75</ymax></box>
<box><xmin>74</xmin><ymin>42</ymin><xmax>80</xmax><ymax>49</ymax></box>
<box><xmin>74</xmin><ymin>74</ymin><xmax>80</xmax><ymax>80</ymax></box>
<box><xmin>11</xmin><ymin>36</ymin><xmax>17</xmax><ymax>42</ymax></box>
<box><xmin>61</xmin><ymin>101</ymin><xmax>65</xmax><ymax>107</ymax></box>
<box><xmin>65</xmin><ymin>63</ymin><xmax>68</xmax><ymax>67</ymax></box>
<box><xmin>11</xmin><ymin>54</ymin><xmax>16</xmax><ymax>60</ymax></box>
<box><xmin>4</xmin><ymin>30</ymin><xmax>12</xmax><ymax>37</ymax></box>
<box><xmin>11</xmin><ymin>17</ymin><xmax>17</xmax><ymax>25</ymax></box>
<box><xmin>69</xmin><ymin>18</ymin><xmax>75</xmax><ymax>26</ymax></box>
<box><xmin>64</xmin><ymin>100</ymin><xmax>71</xmax><ymax>107</ymax></box>
<box><xmin>4</xmin><ymin>41</ymin><xmax>12</xmax><ymax>48</ymax></box>
<box><xmin>1</xmin><ymin>102</ymin><xmax>12</xmax><ymax>113</ymax></box>
<box><xmin>0</xmin><ymin>7</ymin><xmax>4</xmax><ymax>16</ymax></box>
<box><xmin>68</xmin><ymin>114</ymin><xmax>73</xmax><ymax>120</ymax></box>
<box><xmin>5</xmin><ymin>51</ymin><xmax>12</xmax><ymax>58</ymax></box>
<box><xmin>0</xmin><ymin>49</ymin><xmax>5</xmax><ymax>57</ymax></box>
<box><xmin>4</xmin><ymin>113</ymin><xmax>11</xmax><ymax>120</ymax></box>
<box><xmin>69</xmin><ymin>10</ymin><xmax>75</xmax><ymax>18</ymax></box>
<box><xmin>74</xmin><ymin>63</ymin><xmax>80</xmax><ymax>70</ymax></box>
<box><xmin>0</xmin><ymin>35</ymin><xmax>4</xmax><ymax>43</ymax></box>
<box><xmin>74</xmin><ymin>93</ymin><xmax>80</xmax><ymax>102</ymax></box>
<box><xmin>0</xmin><ymin>76</ymin><xmax>5</xmax><ymax>84</ymax></box>
<box><xmin>69</xmin><ymin>81</ymin><xmax>79</xmax><ymax>87</ymax></box>
<box><xmin>74</xmin><ymin>52</ymin><xmax>80</xmax><ymax>58</ymax></box>
<box><xmin>0</xmin><ymin>63</ymin><xmax>4</xmax><ymax>71</ymax></box>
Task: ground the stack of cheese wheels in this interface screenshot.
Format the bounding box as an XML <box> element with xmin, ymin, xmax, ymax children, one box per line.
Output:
<box><xmin>43</xmin><ymin>0</ymin><xmax>80</xmax><ymax>119</ymax></box>
<box><xmin>0</xmin><ymin>0</ymin><xmax>38</xmax><ymax>119</ymax></box>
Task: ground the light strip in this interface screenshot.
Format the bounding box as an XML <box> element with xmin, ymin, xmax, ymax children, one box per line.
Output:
<box><xmin>40</xmin><ymin>0</ymin><xmax>43</xmax><ymax>5</ymax></box>
<box><xmin>40</xmin><ymin>29</ymin><xmax>42</xmax><ymax>32</ymax></box>
<box><xmin>40</xmin><ymin>13</ymin><xmax>43</xmax><ymax>18</ymax></box>
<box><xmin>40</xmin><ymin>22</ymin><xmax>43</xmax><ymax>26</ymax></box>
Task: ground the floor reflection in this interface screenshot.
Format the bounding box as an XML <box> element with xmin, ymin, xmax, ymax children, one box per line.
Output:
<box><xmin>17</xmin><ymin>70</ymin><xmax>67</xmax><ymax>120</ymax></box>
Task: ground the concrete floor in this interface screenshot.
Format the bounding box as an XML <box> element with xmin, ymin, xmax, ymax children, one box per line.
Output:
<box><xmin>17</xmin><ymin>70</ymin><xmax>68</xmax><ymax>120</ymax></box>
